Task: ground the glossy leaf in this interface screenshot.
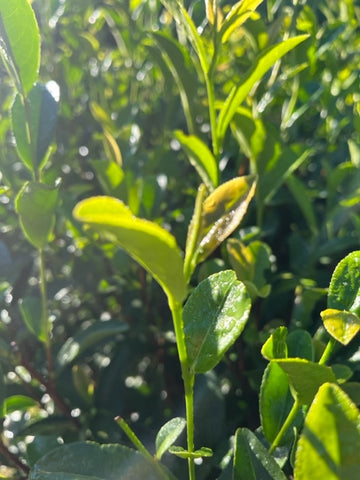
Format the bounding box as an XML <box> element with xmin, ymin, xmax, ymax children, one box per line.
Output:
<box><xmin>227</xmin><ymin>238</ymin><xmax>272</xmax><ymax>298</ymax></box>
<box><xmin>73</xmin><ymin>196</ymin><xmax>187</xmax><ymax>303</ymax></box>
<box><xmin>327</xmin><ymin>251</ymin><xmax>360</xmax><ymax>315</ymax></box>
<box><xmin>183</xmin><ymin>270</ymin><xmax>251</xmax><ymax>373</ymax></box>
<box><xmin>57</xmin><ymin>320</ymin><xmax>128</xmax><ymax>368</ymax></box>
<box><xmin>192</xmin><ymin>176</ymin><xmax>257</xmax><ymax>268</ymax></box>
<box><xmin>217</xmin><ymin>35</ymin><xmax>308</xmax><ymax>143</ymax></box>
<box><xmin>260</xmin><ymin>362</ymin><xmax>301</xmax><ymax>445</ymax></box>
<box><xmin>275</xmin><ymin>358</ymin><xmax>336</xmax><ymax>405</ymax></box>
<box><xmin>294</xmin><ymin>383</ymin><xmax>360</xmax><ymax>480</ymax></box>
<box><xmin>0</xmin><ymin>0</ymin><xmax>40</xmax><ymax>94</ymax></box>
<box><xmin>155</xmin><ymin>417</ymin><xmax>186</xmax><ymax>460</ymax></box>
<box><xmin>19</xmin><ymin>296</ymin><xmax>46</xmax><ymax>343</ymax></box>
<box><xmin>233</xmin><ymin>428</ymin><xmax>287</xmax><ymax>480</ymax></box>
<box><xmin>168</xmin><ymin>445</ymin><xmax>213</xmax><ymax>459</ymax></box>
<box><xmin>220</xmin><ymin>0</ymin><xmax>264</xmax><ymax>44</ymax></box>
<box><xmin>11</xmin><ymin>83</ymin><xmax>59</xmax><ymax>173</ymax></box>
<box><xmin>29</xmin><ymin>442</ymin><xmax>167</xmax><ymax>480</ymax></box>
<box><xmin>175</xmin><ymin>130</ymin><xmax>218</xmax><ymax>190</ymax></box>
<box><xmin>321</xmin><ymin>309</ymin><xmax>360</xmax><ymax>345</ymax></box>
<box><xmin>261</xmin><ymin>326</ymin><xmax>288</xmax><ymax>360</ymax></box>
<box><xmin>15</xmin><ymin>181</ymin><xmax>59</xmax><ymax>249</ymax></box>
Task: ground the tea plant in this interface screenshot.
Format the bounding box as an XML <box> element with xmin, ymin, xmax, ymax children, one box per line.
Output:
<box><xmin>0</xmin><ymin>0</ymin><xmax>360</xmax><ymax>479</ymax></box>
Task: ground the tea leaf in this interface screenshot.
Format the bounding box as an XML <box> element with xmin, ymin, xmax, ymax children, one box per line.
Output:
<box><xmin>73</xmin><ymin>196</ymin><xmax>187</xmax><ymax>303</ymax></box>
<box><xmin>29</xmin><ymin>442</ymin><xmax>168</xmax><ymax>479</ymax></box>
<box><xmin>183</xmin><ymin>270</ymin><xmax>251</xmax><ymax>373</ymax></box>
<box><xmin>275</xmin><ymin>358</ymin><xmax>336</xmax><ymax>405</ymax></box>
<box><xmin>15</xmin><ymin>181</ymin><xmax>59</xmax><ymax>249</ymax></box>
<box><xmin>175</xmin><ymin>130</ymin><xmax>218</xmax><ymax>190</ymax></box>
<box><xmin>220</xmin><ymin>0</ymin><xmax>264</xmax><ymax>44</ymax></box>
<box><xmin>168</xmin><ymin>445</ymin><xmax>213</xmax><ymax>458</ymax></box>
<box><xmin>217</xmin><ymin>35</ymin><xmax>308</xmax><ymax>142</ymax></box>
<box><xmin>327</xmin><ymin>250</ymin><xmax>360</xmax><ymax>315</ymax></box>
<box><xmin>196</xmin><ymin>175</ymin><xmax>257</xmax><ymax>264</ymax></box>
<box><xmin>260</xmin><ymin>362</ymin><xmax>302</xmax><ymax>446</ymax></box>
<box><xmin>155</xmin><ymin>417</ymin><xmax>186</xmax><ymax>460</ymax></box>
<box><xmin>294</xmin><ymin>383</ymin><xmax>360</xmax><ymax>480</ymax></box>
<box><xmin>233</xmin><ymin>428</ymin><xmax>287</xmax><ymax>480</ymax></box>
<box><xmin>11</xmin><ymin>83</ymin><xmax>59</xmax><ymax>173</ymax></box>
<box><xmin>261</xmin><ymin>326</ymin><xmax>288</xmax><ymax>360</ymax></box>
<box><xmin>0</xmin><ymin>0</ymin><xmax>40</xmax><ymax>94</ymax></box>
<box><xmin>19</xmin><ymin>296</ymin><xmax>45</xmax><ymax>343</ymax></box>
<box><xmin>286</xmin><ymin>330</ymin><xmax>314</xmax><ymax>361</ymax></box>
<box><xmin>320</xmin><ymin>309</ymin><xmax>360</xmax><ymax>345</ymax></box>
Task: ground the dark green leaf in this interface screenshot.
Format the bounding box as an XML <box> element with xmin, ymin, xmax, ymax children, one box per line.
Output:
<box><xmin>57</xmin><ymin>320</ymin><xmax>128</xmax><ymax>368</ymax></box>
<box><xmin>233</xmin><ymin>428</ymin><xmax>287</xmax><ymax>480</ymax></box>
<box><xmin>286</xmin><ymin>330</ymin><xmax>314</xmax><ymax>360</ymax></box>
<box><xmin>183</xmin><ymin>270</ymin><xmax>251</xmax><ymax>373</ymax></box>
<box><xmin>294</xmin><ymin>383</ymin><xmax>360</xmax><ymax>479</ymax></box>
<box><xmin>0</xmin><ymin>0</ymin><xmax>40</xmax><ymax>93</ymax></box>
<box><xmin>15</xmin><ymin>181</ymin><xmax>59</xmax><ymax>249</ymax></box>
<box><xmin>29</xmin><ymin>442</ymin><xmax>166</xmax><ymax>480</ymax></box>
<box><xmin>19</xmin><ymin>296</ymin><xmax>46</xmax><ymax>343</ymax></box>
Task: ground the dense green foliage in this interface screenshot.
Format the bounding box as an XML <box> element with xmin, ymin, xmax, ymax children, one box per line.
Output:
<box><xmin>0</xmin><ymin>0</ymin><xmax>360</xmax><ymax>478</ymax></box>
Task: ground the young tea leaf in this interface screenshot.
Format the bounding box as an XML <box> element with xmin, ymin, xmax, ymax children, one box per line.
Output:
<box><xmin>233</xmin><ymin>428</ymin><xmax>287</xmax><ymax>480</ymax></box>
<box><xmin>0</xmin><ymin>0</ymin><xmax>40</xmax><ymax>94</ymax></box>
<box><xmin>275</xmin><ymin>358</ymin><xmax>336</xmax><ymax>405</ymax></box>
<box><xmin>294</xmin><ymin>383</ymin><xmax>360</xmax><ymax>480</ymax></box>
<box><xmin>73</xmin><ymin>196</ymin><xmax>187</xmax><ymax>303</ymax></box>
<box><xmin>175</xmin><ymin>130</ymin><xmax>218</xmax><ymax>190</ymax></box>
<box><xmin>217</xmin><ymin>35</ymin><xmax>308</xmax><ymax>142</ymax></box>
<box><xmin>183</xmin><ymin>270</ymin><xmax>251</xmax><ymax>373</ymax></box>
<box><xmin>220</xmin><ymin>0</ymin><xmax>264</xmax><ymax>44</ymax></box>
<box><xmin>320</xmin><ymin>309</ymin><xmax>360</xmax><ymax>346</ymax></box>
<box><xmin>261</xmin><ymin>326</ymin><xmax>288</xmax><ymax>360</ymax></box>
<box><xmin>155</xmin><ymin>417</ymin><xmax>186</xmax><ymax>460</ymax></box>
<box><xmin>15</xmin><ymin>181</ymin><xmax>59</xmax><ymax>249</ymax></box>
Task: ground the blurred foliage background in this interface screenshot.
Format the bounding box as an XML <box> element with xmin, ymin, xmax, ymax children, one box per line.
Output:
<box><xmin>0</xmin><ymin>0</ymin><xmax>359</xmax><ymax>478</ymax></box>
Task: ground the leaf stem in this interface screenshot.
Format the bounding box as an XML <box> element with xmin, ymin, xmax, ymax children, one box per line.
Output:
<box><xmin>169</xmin><ymin>298</ymin><xmax>196</xmax><ymax>480</ymax></box>
<box><xmin>269</xmin><ymin>396</ymin><xmax>300</xmax><ymax>454</ymax></box>
<box><xmin>318</xmin><ymin>336</ymin><xmax>337</xmax><ymax>365</ymax></box>
<box><xmin>39</xmin><ymin>248</ymin><xmax>54</xmax><ymax>381</ymax></box>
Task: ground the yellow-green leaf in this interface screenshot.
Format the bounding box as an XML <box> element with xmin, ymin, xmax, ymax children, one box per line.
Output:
<box><xmin>294</xmin><ymin>383</ymin><xmax>360</xmax><ymax>480</ymax></box>
<box><xmin>73</xmin><ymin>196</ymin><xmax>187</xmax><ymax>303</ymax></box>
<box><xmin>220</xmin><ymin>0</ymin><xmax>264</xmax><ymax>43</ymax></box>
<box><xmin>321</xmin><ymin>308</ymin><xmax>360</xmax><ymax>346</ymax></box>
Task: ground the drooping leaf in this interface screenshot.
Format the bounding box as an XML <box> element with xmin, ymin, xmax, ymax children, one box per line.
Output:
<box><xmin>11</xmin><ymin>83</ymin><xmax>59</xmax><ymax>173</ymax></box>
<box><xmin>217</xmin><ymin>35</ymin><xmax>308</xmax><ymax>143</ymax></box>
<box><xmin>15</xmin><ymin>181</ymin><xmax>59</xmax><ymax>249</ymax></box>
<box><xmin>103</xmin><ymin>130</ymin><xmax>123</xmax><ymax>166</ymax></box>
<box><xmin>19</xmin><ymin>296</ymin><xmax>46</xmax><ymax>343</ymax></box>
<box><xmin>57</xmin><ymin>320</ymin><xmax>128</xmax><ymax>368</ymax></box>
<box><xmin>151</xmin><ymin>32</ymin><xmax>198</xmax><ymax>134</ymax></box>
<box><xmin>321</xmin><ymin>309</ymin><xmax>360</xmax><ymax>346</ymax></box>
<box><xmin>233</xmin><ymin>428</ymin><xmax>287</xmax><ymax>480</ymax></box>
<box><xmin>175</xmin><ymin>130</ymin><xmax>218</xmax><ymax>190</ymax></box>
<box><xmin>261</xmin><ymin>326</ymin><xmax>288</xmax><ymax>361</ymax></box>
<box><xmin>0</xmin><ymin>0</ymin><xmax>40</xmax><ymax>94</ymax></box>
<box><xmin>183</xmin><ymin>270</ymin><xmax>251</xmax><ymax>373</ymax></box>
<box><xmin>155</xmin><ymin>417</ymin><xmax>186</xmax><ymax>460</ymax></box>
<box><xmin>327</xmin><ymin>251</ymin><xmax>360</xmax><ymax>315</ymax></box>
<box><xmin>220</xmin><ymin>0</ymin><xmax>264</xmax><ymax>44</ymax></box>
<box><xmin>294</xmin><ymin>383</ymin><xmax>360</xmax><ymax>480</ymax></box>
<box><xmin>260</xmin><ymin>362</ymin><xmax>302</xmax><ymax>446</ymax></box>
<box><xmin>73</xmin><ymin>196</ymin><xmax>187</xmax><ymax>303</ymax></box>
<box><xmin>227</xmin><ymin>238</ymin><xmax>272</xmax><ymax>298</ymax></box>
<box><xmin>29</xmin><ymin>442</ymin><xmax>168</xmax><ymax>480</ymax></box>
<box><xmin>191</xmin><ymin>176</ymin><xmax>257</xmax><ymax>271</ymax></box>
<box><xmin>275</xmin><ymin>358</ymin><xmax>336</xmax><ymax>405</ymax></box>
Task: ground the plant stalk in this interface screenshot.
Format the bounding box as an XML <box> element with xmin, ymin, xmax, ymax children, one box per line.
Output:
<box><xmin>269</xmin><ymin>397</ymin><xmax>300</xmax><ymax>454</ymax></box>
<box><xmin>169</xmin><ymin>298</ymin><xmax>196</xmax><ymax>480</ymax></box>
<box><xmin>318</xmin><ymin>336</ymin><xmax>337</xmax><ymax>365</ymax></box>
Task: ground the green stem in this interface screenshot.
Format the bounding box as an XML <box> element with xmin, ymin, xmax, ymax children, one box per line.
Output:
<box><xmin>169</xmin><ymin>298</ymin><xmax>196</xmax><ymax>480</ymax></box>
<box><xmin>39</xmin><ymin>248</ymin><xmax>53</xmax><ymax>381</ymax></box>
<box><xmin>269</xmin><ymin>397</ymin><xmax>301</xmax><ymax>454</ymax></box>
<box><xmin>205</xmin><ymin>73</ymin><xmax>220</xmax><ymax>163</ymax></box>
<box><xmin>318</xmin><ymin>336</ymin><xmax>337</xmax><ymax>365</ymax></box>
